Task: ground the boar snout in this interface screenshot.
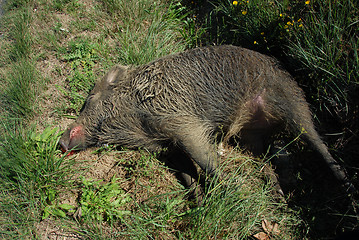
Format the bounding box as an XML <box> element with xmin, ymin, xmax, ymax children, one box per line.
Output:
<box><xmin>59</xmin><ymin>124</ymin><xmax>86</xmax><ymax>153</ymax></box>
<box><xmin>59</xmin><ymin>138</ymin><xmax>69</xmax><ymax>152</ymax></box>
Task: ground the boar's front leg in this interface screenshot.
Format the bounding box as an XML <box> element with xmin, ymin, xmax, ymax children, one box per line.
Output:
<box><xmin>172</xmin><ymin>120</ymin><xmax>218</xmax><ymax>176</ymax></box>
<box><xmin>163</xmin><ymin>147</ymin><xmax>204</xmax><ymax>202</ymax></box>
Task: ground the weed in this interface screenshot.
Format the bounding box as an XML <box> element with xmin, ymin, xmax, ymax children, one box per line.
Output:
<box><xmin>61</xmin><ymin>39</ymin><xmax>99</xmax><ymax>111</ymax></box>
<box><xmin>77</xmin><ymin>176</ymin><xmax>131</xmax><ymax>222</ymax></box>
<box><xmin>208</xmin><ymin>0</ymin><xmax>285</xmax><ymax>51</ymax></box>
<box><xmin>181</xmin><ymin>14</ymin><xmax>206</xmax><ymax>48</ymax></box>
<box><xmin>289</xmin><ymin>0</ymin><xmax>359</xmax><ymax>115</ymax></box>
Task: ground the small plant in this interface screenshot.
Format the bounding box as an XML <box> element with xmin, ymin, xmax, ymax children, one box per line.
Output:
<box><xmin>43</xmin><ymin>203</ymin><xmax>76</xmax><ymax>219</ymax></box>
<box><xmin>1</xmin><ymin>127</ymin><xmax>73</xmax><ymax>203</ymax></box>
<box><xmin>61</xmin><ymin>39</ymin><xmax>99</xmax><ymax>111</ymax></box>
<box><xmin>50</xmin><ymin>0</ymin><xmax>73</xmax><ymax>11</ymax></box>
<box><xmin>77</xmin><ymin>176</ymin><xmax>131</xmax><ymax>222</ymax></box>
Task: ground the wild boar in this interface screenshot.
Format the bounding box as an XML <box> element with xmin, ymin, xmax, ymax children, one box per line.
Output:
<box><xmin>59</xmin><ymin>45</ymin><xmax>354</xmax><ymax>194</ymax></box>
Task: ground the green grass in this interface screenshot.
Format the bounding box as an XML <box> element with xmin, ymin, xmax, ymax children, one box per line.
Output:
<box><xmin>59</xmin><ymin>38</ymin><xmax>100</xmax><ymax>111</ymax></box>
<box><xmin>105</xmin><ymin>0</ymin><xmax>189</xmax><ymax>65</ymax></box>
<box><xmin>208</xmin><ymin>0</ymin><xmax>284</xmax><ymax>50</ymax></box>
<box><xmin>289</xmin><ymin>0</ymin><xmax>359</xmax><ymax>112</ymax></box>
<box><xmin>48</xmin><ymin>152</ymin><xmax>301</xmax><ymax>239</ymax></box>
<box><xmin>0</xmin><ymin>126</ymin><xmax>76</xmax><ymax>238</ymax></box>
<box><xmin>183</xmin><ymin>157</ymin><xmax>302</xmax><ymax>239</ymax></box>
<box><xmin>10</xmin><ymin>8</ymin><xmax>32</xmax><ymax>60</ymax></box>
<box><xmin>1</xmin><ymin>60</ymin><xmax>39</xmax><ymax>122</ymax></box>
<box><xmin>0</xmin><ymin>5</ymin><xmax>41</xmax><ymax>124</ymax></box>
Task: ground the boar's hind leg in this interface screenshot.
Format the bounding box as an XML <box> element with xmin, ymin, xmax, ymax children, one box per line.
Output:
<box><xmin>173</xmin><ymin>120</ymin><xmax>218</xmax><ymax>177</ymax></box>
<box><xmin>300</xmin><ymin>118</ymin><xmax>356</xmax><ymax>193</ymax></box>
<box><xmin>273</xmin><ymin>91</ymin><xmax>356</xmax><ymax>194</ymax></box>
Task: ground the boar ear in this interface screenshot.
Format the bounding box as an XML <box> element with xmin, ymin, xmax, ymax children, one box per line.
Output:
<box><xmin>105</xmin><ymin>65</ymin><xmax>128</xmax><ymax>86</ymax></box>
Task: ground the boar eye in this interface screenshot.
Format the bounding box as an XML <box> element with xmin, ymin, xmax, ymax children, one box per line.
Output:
<box><xmin>88</xmin><ymin>93</ymin><xmax>100</xmax><ymax>101</ymax></box>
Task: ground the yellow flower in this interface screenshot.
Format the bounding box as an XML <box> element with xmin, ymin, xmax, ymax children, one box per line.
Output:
<box><xmin>287</xmin><ymin>21</ymin><xmax>293</xmax><ymax>25</ymax></box>
<box><xmin>242</xmin><ymin>10</ymin><xmax>247</xmax><ymax>15</ymax></box>
<box><xmin>279</xmin><ymin>13</ymin><xmax>283</xmax><ymax>17</ymax></box>
<box><xmin>254</xmin><ymin>41</ymin><xmax>258</xmax><ymax>45</ymax></box>
<box><xmin>305</xmin><ymin>0</ymin><xmax>310</xmax><ymax>4</ymax></box>
<box><xmin>297</xmin><ymin>18</ymin><xmax>302</xmax><ymax>22</ymax></box>
<box><xmin>261</xmin><ymin>32</ymin><xmax>265</xmax><ymax>35</ymax></box>
<box><xmin>299</xmin><ymin>24</ymin><xmax>303</xmax><ymax>27</ymax></box>
<box><xmin>233</xmin><ymin>1</ymin><xmax>238</xmax><ymax>5</ymax></box>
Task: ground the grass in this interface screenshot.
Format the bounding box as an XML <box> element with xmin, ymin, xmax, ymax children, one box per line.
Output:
<box><xmin>183</xmin><ymin>157</ymin><xmax>302</xmax><ymax>239</ymax></box>
<box><xmin>106</xmin><ymin>0</ymin><xmax>189</xmax><ymax>65</ymax></box>
<box><xmin>1</xmin><ymin>0</ymin><xmax>356</xmax><ymax>239</ymax></box>
<box><xmin>0</xmin><ymin>126</ymin><xmax>76</xmax><ymax>238</ymax></box>
<box><xmin>60</xmin><ymin>38</ymin><xmax>100</xmax><ymax>111</ymax></box>
<box><xmin>289</xmin><ymin>1</ymin><xmax>359</xmax><ymax>112</ymax></box>
<box><xmin>1</xmin><ymin>60</ymin><xmax>39</xmax><ymax>122</ymax></box>
<box><xmin>0</xmin><ymin>6</ymin><xmax>41</xmax><ymax>125</ymax></box>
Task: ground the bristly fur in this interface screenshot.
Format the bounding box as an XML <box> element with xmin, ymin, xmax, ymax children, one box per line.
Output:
<box><xmin>60</xmin><ymin>45</ymin><xmax>354</xmax><ymax>193</ymax></box>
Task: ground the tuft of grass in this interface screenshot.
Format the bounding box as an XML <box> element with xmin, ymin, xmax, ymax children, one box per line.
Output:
<box><xmin>9</xmin><ymin>8</ymin><xmax>32</xmax><ymax>60</ymax></box>
<box><xmin>50</xmin><ymin>0</ymin><xmax>74</xmax><ymax>12</ymax></box>
<box><xmin>288</xmin><ymin>0</ymin><xmax>359</xmax><ymax>115</ymax></box>
<box><xmin>181</xmin><ymin>155</ymin><xmax>303</xmax><ymax>239</ymax></box>
<box><xmin>0</xmin><ymin>126</ymin><xmax>76</xmax><ymax>238</ymax></box>
<box><xmin>102</xmin><ymin>0</ymin><xmax>189</xmax><ymax>65</ymax></box>
<box><xmin>0</xmin><ymin>60</ymin><xmax>40</xmax><ymax>123</ymax></box>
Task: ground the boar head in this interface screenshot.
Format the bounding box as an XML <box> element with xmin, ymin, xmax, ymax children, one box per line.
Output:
<box><xmin>59</xmin><ymin>65</ymin><xmax>128</xmax><ymax>153</ymax></box>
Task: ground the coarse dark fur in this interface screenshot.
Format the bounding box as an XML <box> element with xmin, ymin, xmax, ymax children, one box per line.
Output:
<box><xmin>59</xmin><ymin>45</ymin><xmax>354</xmax><ymax>194</ymax></box>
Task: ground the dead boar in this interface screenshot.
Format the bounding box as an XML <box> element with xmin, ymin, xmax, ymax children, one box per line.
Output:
<box><xmin>59</xmin><ymin>45</ymin><xmax>354</xmax><ymax>194</ymax></box>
